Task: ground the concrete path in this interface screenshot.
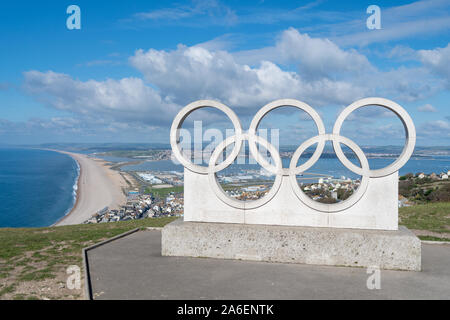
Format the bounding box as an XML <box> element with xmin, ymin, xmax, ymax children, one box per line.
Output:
<box><xmin>86</xmin><ymin>230</ymin><xmax>450</xmax><ymax>299</ymax></box>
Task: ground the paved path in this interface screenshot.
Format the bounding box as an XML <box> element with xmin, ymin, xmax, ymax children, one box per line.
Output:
<box><xmin>87</xmin><ymin>230</ymin><xmax>450</xmax><ymax>299</ymax></box>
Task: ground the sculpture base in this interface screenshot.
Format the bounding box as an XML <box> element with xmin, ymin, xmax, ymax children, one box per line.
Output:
<box><xmin>161</xmin><ymin>219</ymin><xmax>421</xmax><ymax>271</ymax></box>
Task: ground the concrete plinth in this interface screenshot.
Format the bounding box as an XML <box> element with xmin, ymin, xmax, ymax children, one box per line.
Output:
<box><xmin>162</xmin><ymin>219</ymin><xmax>421</xmax><ymax>271</ymax></box>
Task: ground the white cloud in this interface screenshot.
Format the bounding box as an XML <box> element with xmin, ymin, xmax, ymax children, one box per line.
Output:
<box><xmin>234</xmin><ymin>28</ymin><xmax>374</xmax><ymax>79</ymax></box>
<box><xmin>419</xmin><ymin>119</ymin><xmax>450</xmax><ymax>139</ymax></box>
<box><xmin>21</xmin><ymin>28</ymin><xmax>448</xmax><ymax>141</ymax></box>
<box><xmin>382</xmin><ymin>42</ymin><xmax>450</xmax><ymax>91</ymax></box>
<box><xmin>325</xmin><ymin>0</ymin><xmax>450</xmax><ymax>47</ymax></box>
<box><xmin>417</xmin><ymin>103</ymin><xmax>438</xmax><ymax>113</ymax></box>
<box><xmin>370</xmin><ymin>66</ymin><xmax>440</xmax><ymax>102</ymax></box>
<box><xmin>131</xmin><ymin>0</ymin><xmax>237</xmax><ymax>26</ymax></box>
<box><xmin>24</xmin><ymin>32</ymin><xmax>444</xmax><ymax>115</ymax></box>
<box><xmin>277</xmin><ymin>29</ymin><xmax>373</xmax><ymax>77</ymax></box>
<box><xmin>0</xmin><ymin>115</ymin><xmax>169</xmax><ymax>144</ymax></box>
<box><xmin>129</xmin><ymin>38</ymin><xmax>370</xmax><ymax>110</ymax></box>
<box><xmin>387</xmin><ymin>45</ymin><xmax>418</xmax><ymax>61</ymax></box>
<box><xmin>80</xmin><ymin>59</ymin><xmax>122</xmax><ymax>67</ymax></box>
<box><xmin>418</xmin><ymin>43</ymin><xmax>450</xmax><ymax>86</ymax></box>
<box><xmin>232</xmin><ymin>29</ymin><xmax>441</xmax><ymax>102</ymax></box>
<box><xmin>23</xmin><ymin>71</ymin><xmax>179</xmax><ymax>125</ymax></box>
<box><xmin>335</xmin><ymin>16</ymin><xmax>450</xmax><ymax>47</ymax></box>
<box><xmin>0</xmin><ymin>117</ymin><xmax>83</xmax><ymax>135</ymax></box>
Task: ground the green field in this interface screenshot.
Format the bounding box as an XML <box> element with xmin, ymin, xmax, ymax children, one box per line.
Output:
<box><xmin>146</xmin><ymin>185</ymin><xmax>184</xmax><ymax>198</ymax></box>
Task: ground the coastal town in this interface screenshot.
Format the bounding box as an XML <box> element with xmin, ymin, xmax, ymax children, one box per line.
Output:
<box><xmin>300</xmin><ymin>177</ymin><xmax>359</xmax><ymax>203</ymax></box>
<box><xmin>399</xmin><ymin>170</ymin><xmax>450</xmax><ymax>204</ymax></box>
<box><xmin>83</xmin><ymin>156</ymin><xmax>450</xmax><ymax>224</ymax></box>
<box><xmin>84</xmin><ymin>191</ymin><xmax>184</xmax><ymax>224</ymax></box>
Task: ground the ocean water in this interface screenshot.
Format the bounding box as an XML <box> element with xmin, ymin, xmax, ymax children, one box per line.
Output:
<box><xmin>0</xmin><ymin>148</ymin><xmax>79</xmax><ymax>228</ymax></box>
<box><xmin>120</xmin><ymin>155</ymin><xmax>450</xmax><ymax>180</ymax></box>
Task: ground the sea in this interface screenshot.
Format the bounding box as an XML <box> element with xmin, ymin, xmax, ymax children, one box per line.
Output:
<box><xmin>119</xmin><ymin>155</ymin><xmax>450</xmax><ymax>180</ymax></box>
<box><xmin>0</xmin><ymin>148</ymin><xmax>448</xmax><ymax>228</ymax></box>
<box><xmin>0</xmin><ymin>148</ymin><xmax>79</xmax><ymax>228</ymax></box>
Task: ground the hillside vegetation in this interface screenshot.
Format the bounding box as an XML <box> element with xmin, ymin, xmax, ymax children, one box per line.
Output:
<box><xmin>399</xmin><ymin>174</ymin><xmax>450</xmax><ymax>203</ymax></box>
<box><xmin>0</xmin><ymin>217</ymin><xmax>176</xmax><ymax>300</ymax></box>
<box><xmin>399</xmin><ymin>202</ymin><xmax>450</xmax><ymax>241</ymax></box>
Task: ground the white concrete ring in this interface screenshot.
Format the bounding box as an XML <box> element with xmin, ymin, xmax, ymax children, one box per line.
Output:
<box><xmin>289</xmin><ymin>134</ymin><xmax>370</xmax><ymax>213</ymax></box>
<box><xmin>170</xmin><ymin>100</ymin><xmax>243</xmax><ymax>174</ymax></box>
<box><xmin>333</xmin><ymin>97</ymin><xmax>416</xmax><ymax>178</ymax></box>
<box><xmin>248</xmin><ymin>99</ymin><xmax>326</xmax><ymax>176</ymax></box>
<box><xmin>208</xmin><ymin>133</ymin><xmax>283</xmax><ymax>209</ymax></box>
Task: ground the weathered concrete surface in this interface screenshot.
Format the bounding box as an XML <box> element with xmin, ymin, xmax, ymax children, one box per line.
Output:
<box><xmin>184</xmin><ymin>168</ymin><xmax>399</xmax><ymax>230</ymax></box>
<box><xmin>162</xmin><ymin>219</ymin><xmax>421</xmax><ymax>271</ymax></box>
<box><xmin>87</xmin><ymin>230</ymin><xmax>449</xmax><ymax>299</ymax></box>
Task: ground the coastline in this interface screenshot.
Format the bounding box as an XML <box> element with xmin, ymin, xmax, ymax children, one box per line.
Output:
<box><xmin>47</xmin><ymin>150</ymin><xmax>127</xmax><ymax>226</ymax></box>
<box><xmin>51</xmin><ymin>152</ymin><xmax>82</xmax><ymax>226</ymax></box>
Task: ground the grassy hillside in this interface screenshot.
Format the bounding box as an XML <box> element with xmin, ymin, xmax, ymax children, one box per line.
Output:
<box><xmin>399</xmin><ymin>202</ymin><xmax>450</xmax><ymax>241</ymax></box>
<box><xmin>0</xmin><ymin>217</ymin><xmax>176</xmax><ymax>300</ymax></box>
<box><xmin>1</xmin><ymin>202</ymin><xmax>449</xmax><ymax>300</ymax></box>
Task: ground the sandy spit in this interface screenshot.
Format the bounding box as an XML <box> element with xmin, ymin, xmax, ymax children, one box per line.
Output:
<box><xmin>52</xmin><ymin>151</ymin><xmax>127</xmax><ymax>226</ymax></box>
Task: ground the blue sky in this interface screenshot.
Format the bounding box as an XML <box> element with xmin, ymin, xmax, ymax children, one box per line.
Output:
<box><xmin>0</xmin><ymin>0</ymin><xmax>449</xmax><ymax>146</ymax></box>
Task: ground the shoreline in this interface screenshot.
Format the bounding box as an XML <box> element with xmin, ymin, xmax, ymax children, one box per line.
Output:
<box><xmin>51</xmin><ymin>152</ymin><xmax>82</xmax><ymax>226</ymax></box>
<box><xmin>44</xmin><ymin>149</ymin><xmax>128</xmax><ymax>226</ymax></box>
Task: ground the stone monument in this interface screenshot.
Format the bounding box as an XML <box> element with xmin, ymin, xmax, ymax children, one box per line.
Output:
<box><xmin>162</xmin><ymin>98</ymin><xmax>421</xmax><ymax>271</ymax></box>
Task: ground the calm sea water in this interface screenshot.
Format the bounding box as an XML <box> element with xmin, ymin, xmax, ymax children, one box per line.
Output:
<box><xmin>120</xmin><ymin>155</ymin><xmax>450</xmax><ymax>180</ymax></box>
<box><xmin>0</xmin><ymin>148</ymin><xmax>79</xmax><ymax>228</ymax></box>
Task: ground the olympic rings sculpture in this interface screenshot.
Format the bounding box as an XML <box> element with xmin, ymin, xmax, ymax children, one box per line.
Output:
<box><xmin>170</xmin><ymin>98</ymin><xmax>416</xmax><ymax>213</ymax></box>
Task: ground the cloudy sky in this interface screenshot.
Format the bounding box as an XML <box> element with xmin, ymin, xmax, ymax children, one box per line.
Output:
<box><xmin>0</xmin><ymin>0</ymin><xmax>449</xmax><ymax>146</ymax></box>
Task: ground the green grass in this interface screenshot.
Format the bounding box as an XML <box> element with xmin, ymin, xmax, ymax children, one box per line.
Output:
<box><xmin>0</xmin><ymin>216</ymin><xmax>176</xmax><ymax>299</ymax></box>
<box><xmin>149</xmin><ymin>186</ymin><xmax>183</xmax><ymax>198</ymax></box>
<box><xmin>417</xmin><ymin>235</ymin><xmax>450</xmax><ymax>242</ymax></box>
<box><xmin>18</xmin><ymin>267</ymin><xmax>56</xmax><ymax>282</ymax></box>
<box><xmin>399</xmin><ymin>202</ymin><xmax>450</xmax><ymax>234</ymax></box>
<box><xmin>0</xmin><ymin>216</ymin><xmax>176</xmax><ymax>261</ymax></box>
<box><xmin>13</xmin><ymin>294</ymin><xmax>39</xmax><ymax>300</ymax></box>
<box><xmin>0</xmin><ymin>284</ymin><xmax>15</xmax><ymax>297</ymax></box>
